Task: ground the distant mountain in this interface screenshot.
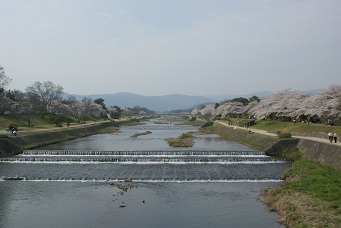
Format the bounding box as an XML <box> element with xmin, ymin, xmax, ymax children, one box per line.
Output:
<box><xmin>67</xmin><ymin>92</ymin><xmax>215</xmax><ymax>112</ymax></box>
<box><xmin>65</xmin><ymin>91</ymin><xmax>276</xmax><ymax>112</ymax></box>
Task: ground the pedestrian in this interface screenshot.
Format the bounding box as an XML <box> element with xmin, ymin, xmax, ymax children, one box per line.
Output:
<box><xmin>328</xmin><ymin>133</ymin><xmax>333</xmax><ymax>143</ymax></box>
<box><xmin>334</xmin><ymin>133</ymin><xmax>338</xmax><ymax>143</ymax></box>
<box><xmin>328</xmin><ymin>119</ymin><xmax>333</xmax><ymax>126</ymax></box>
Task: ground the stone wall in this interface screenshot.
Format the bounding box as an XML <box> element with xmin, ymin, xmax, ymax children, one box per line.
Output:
<box><xmin>0</xmin><ymin>140</ymin><xmax>22</xmax><ymax>156</ymax></box>
<box><xmin>265</xmin><ymin>139</ymin><xmax>300</xmax><ymax>156</ymax></box>
<box><xmin>297</xmin><ymin>139</ymin><xmax>341</xmax><ymax>170</ymax></box>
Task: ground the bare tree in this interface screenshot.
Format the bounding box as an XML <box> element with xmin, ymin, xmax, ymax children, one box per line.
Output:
<box><xmin>0</xmin><ymin>65</ymin><xmax>11</xmax><ymax>93</ymax></box>
<box><xmin>81</xmin><ymin>97</ymin><xmax>93</xmax><ymax>118</ymax></box>
<box><xmin>25</xmin><ymin>81</ymin><xmax>64</xmax><ymax>115</ymax></box>
<box><xmin>0</xmin><ymin>66</ymin><xmax>15</xmax><ymax>114</ymax></box>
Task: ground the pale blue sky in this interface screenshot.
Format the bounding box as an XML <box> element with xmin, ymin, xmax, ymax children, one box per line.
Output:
<box><xmin>1</xmin><ymin>0</ymin><xmax>340</xmax><ymax>96</ymax></box>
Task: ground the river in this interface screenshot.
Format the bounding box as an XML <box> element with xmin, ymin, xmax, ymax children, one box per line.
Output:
<box><xmin>0</xmin><ymin>119</ymin><xmax>289</xmax><ymax>227</ymax></box>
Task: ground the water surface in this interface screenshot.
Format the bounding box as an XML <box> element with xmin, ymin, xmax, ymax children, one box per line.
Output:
<box><xmin>0</xmin><ymin>120</ymin><xmax>287</xmax><ymax>227</ymax></box>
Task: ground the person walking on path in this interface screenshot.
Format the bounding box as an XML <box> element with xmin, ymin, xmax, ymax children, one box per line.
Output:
<box><xmin>334</xmin><ymin>133</ymin><xmax>338</xmax><ymax>143</ymax></box>
<box><xmin>328</xmin><ymin>133</ymin><xmax>333</xmax><ymax>143</ymax></box>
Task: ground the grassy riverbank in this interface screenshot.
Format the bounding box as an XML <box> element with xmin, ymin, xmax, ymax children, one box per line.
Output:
<box><xmin>0</xmin><ymin>116</ymin><xmax>149</xmax><ymax>156</ymax></box>
<box><xmin>262</xmin><ymin>151</ymin><xmax>341</xmax><ymax>227</ymax></box>
<box><xmin>0</xmin><ymin>122</ymin><xmax>119</xmax><ymax>154</ymax></box>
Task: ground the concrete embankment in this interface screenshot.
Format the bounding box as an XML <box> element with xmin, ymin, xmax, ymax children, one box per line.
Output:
<box><xmin>297</xmin><ymin>139</ymin><xmax>341</xmax><ymax>170</ymax></box>
<box><xmin>0</xmin><ymin>122</ymin><xmax>119</xmax><ymax>156</ymax></box>
<box><xmin>214</xmin><ymin>123</ymin><xmax>341</xmax><ymax>170</ymax></box>
<box><xmin>213</xmin><ymin>123</ymin><xmax>298</xmax><ymax>155</ymax></box>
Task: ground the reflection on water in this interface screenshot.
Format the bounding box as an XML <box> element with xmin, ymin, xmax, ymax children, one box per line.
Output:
<box><xmin>0</xmin><ymin>119</ymin><xmax>287</xmax><ymax>227</ymax></box>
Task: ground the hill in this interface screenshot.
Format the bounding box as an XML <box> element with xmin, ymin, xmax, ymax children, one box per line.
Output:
<box><xmin>66</xmin><ymin>91</ymin><xmax>276</xmax><ymax>112</ymax></box>
<box><xmin>68</xmin><ymin>92</ymin><xmax>215</xmax><ymax>112</ymax></box>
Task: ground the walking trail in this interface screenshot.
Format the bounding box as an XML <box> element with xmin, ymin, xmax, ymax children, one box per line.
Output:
<box><xmin>215</xmin><ymin>120</ymin><xmax>340</xmax><ymax>147</ymax></box>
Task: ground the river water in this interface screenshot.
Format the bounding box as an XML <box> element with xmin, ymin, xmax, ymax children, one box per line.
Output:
<box><xmin>0</xmin><ymin>119</ymin><xmax>289</xmax><ymax>227</ymax></box>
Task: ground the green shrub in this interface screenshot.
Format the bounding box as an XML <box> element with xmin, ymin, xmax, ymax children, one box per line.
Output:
<box><xmin>189</xmin><ymin>116</ymin><xmax>196</xmax><ymax>121</ymax></box>
<box><xmin>8</xmin><ymin>123</ymin><xmax>18</xmax><ymax>130</ymax></box>
<box><xmin>278</xmin><ymin>132</ymin><xmax>292</xmax><ymax>139</ymax></box>
<box><xmin>237</xmin><ymin>119</ymin><xmax>255</xmax><ymax>127</ymax></box>
<box><xmin>201</xmin><ymin>122</ymin><xmax>214</xmax><ymax>128</ymax></box>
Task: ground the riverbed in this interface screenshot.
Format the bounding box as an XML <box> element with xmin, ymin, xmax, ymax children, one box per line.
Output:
<box><xmin>0</xmin><ymin>119</ymin><xmax>289</xmax><ymax>227</ymax></box>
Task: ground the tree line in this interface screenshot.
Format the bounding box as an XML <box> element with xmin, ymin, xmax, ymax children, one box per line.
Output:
<box><xmin>0</xmin><ymin>65</ymin><xmax>154</xmax><ymax>126</ymax></box>
<box><xmin>193</xmin><ymin>86</ymin><xmax>341</xmax><ymax>124</ymax></box>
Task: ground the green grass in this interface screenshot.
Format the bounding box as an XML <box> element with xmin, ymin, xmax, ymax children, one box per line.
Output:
<box><xmin>266</xmin><ymin>151</ymin><xmax>341</xmax><ymax>226</ymax></box>
<box><xmin>253</xmin><ymin>120</ymin><xmax>341</xmax><ymax>135</ymax></box>
<box><xmin>0</xmin><ymin>115</ymin><xmax>50</xmax><ymax>130</ymax></box>
<box><xmin>227</xmin><ymin>118</ymin><xmax>341</xmax><ymax>135</ymax></box>
<box><xmin>198</xmin><ymin>125</ymin><xmax>216</xmax><ymax>133</ymax></box>
<box><xmin>281</xmin><ymin>151</ymin><xmax>341</xmax><ymax>207</ymax></box>
<box><xmin>252</xmin><ymin>120</ymin><xmax>296</xmax><ymax>131</ymax></box>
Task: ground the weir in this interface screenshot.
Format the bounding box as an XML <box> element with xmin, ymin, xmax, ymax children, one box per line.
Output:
<box><xmin>0</xmin><ymin>149</ymin><xmax>288</xmax><ymax>163</ymax></box>
<box><xmin>0</xmin><ymin>120</ymin><xmax>291</xmax><ymax>183</ymax></box>
<box><xmin>21</xmin><ymin>150</ymin><xmax>265</xmax><ymax>156</ymax></box>
<box><xmin>122</xmin><ymin>125</ymin><xmax>199</xmax><ymax>130</ymax></box>
<box><xmin>0</xmin><ymin>157</ymin><xmax>286</xmax><ymax>163</ymax></box>
<box><xmin>0</xmin><ymin>149</ymin><xmax>290</xmax><ymax>182</ymax></box>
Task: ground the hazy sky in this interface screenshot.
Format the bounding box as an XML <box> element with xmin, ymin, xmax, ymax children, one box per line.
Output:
<box><xmin>1</xmin><ymin>0</ymin><xmax>340</xmax><ymax>96</ymax></box>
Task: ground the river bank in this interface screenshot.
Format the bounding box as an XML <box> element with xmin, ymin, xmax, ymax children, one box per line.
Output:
<box><xmin>261</xmin><ymin>151</ymin><xmax>341</xmax><ymax>227</ymax></box>
<box><xmin>209</xmin><ymin>122</ymin><xmax>341</xmax><ymax>227</ymax></box>
<box><xmin>0</xmin><ymin>121</ymin><xmax>119</xmax><ymax>156</ymax></box>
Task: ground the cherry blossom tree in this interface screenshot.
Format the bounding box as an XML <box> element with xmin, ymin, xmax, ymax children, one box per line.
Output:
<box><xmin>220</xmin><ymin>101</ymin><xmax>246</xmax><ymax>118</ymax></box>
<box><xmin>191</xmin><ymin>109</ymin><xmax>199</xmax><ymax>116</ymax></box>
<box><xmin>61</xmin><ymin>96</ymin><xmax>104</xmax><ymax>122</ymax></box>
<box><xmin>248</xmin><ymin>89</ymin><xmax>309</xmax><ymax>120</ymax></box>
<box><xmin>304</xmin><ymin>85</ymin><xmax>341</xmax><ymax>120</ymax></box>
<box><xmin>88</xmin><ymin>103</ymin><xmax>104</xmax><ymax>118</ymax></box>
<box><xmin>199</xmin><ymin>104</ymin><xmax>215</xmax><ymax>120</ymax></box>
<box><xmin>0</xmin><ymin>97</ymin><xmax>17</xmax><ymax>114</ymax></box>
<box><xmin>192</xmin><ymin>86</ymin><xmax>341</xmax><ymax>122</ymax></box>
<box><xmin>244</xmin><ymin>100</ymin><xmax>259</xmax><ymax>118</ymax></box>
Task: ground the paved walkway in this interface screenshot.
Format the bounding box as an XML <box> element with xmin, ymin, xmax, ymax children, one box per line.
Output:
<box><xmin>5</xmin><ymin>118</ymin><xmax>135</xmax><ymax>135</ymax></box>
<box><xmin>215</xmin><ymin>121</ymin><xmax>340</xmax><ymax>147</ymax></box>
<box><xmin>9</xmin><ymin>121</ymin><xmax>106</xmax><ymax>134</ymax></box>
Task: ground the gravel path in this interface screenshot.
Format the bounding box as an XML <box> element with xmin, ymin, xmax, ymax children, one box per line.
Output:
<box><xmin>215</xmin><ymin>121</ymin><xmax>340</xmax><ymax>147</ymax></box>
